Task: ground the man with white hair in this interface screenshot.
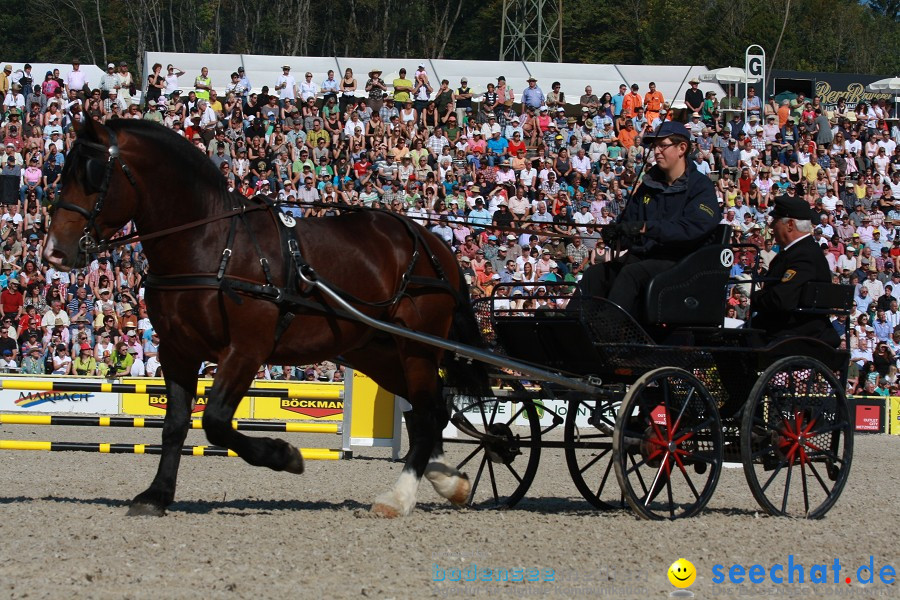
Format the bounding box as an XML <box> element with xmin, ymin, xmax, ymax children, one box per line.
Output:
<box><xmin>751</xmin><ymin>195</ymin><xmax>838</xmax><ymax>345</ymax></box>
<box><xmin>198</xmin><ymin>99</ymin><xmax>218</xmax><ymax>143</ymax></box>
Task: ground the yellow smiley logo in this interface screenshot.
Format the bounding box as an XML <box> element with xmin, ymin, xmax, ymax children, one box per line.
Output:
<box><xmin>668</xmin><ymin>558</ymin><xmax>696</xmax><ymax>588</ymax></box>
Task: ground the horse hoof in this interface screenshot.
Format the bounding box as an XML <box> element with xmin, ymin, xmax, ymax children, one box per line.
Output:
<box><xmin>371</xmin><ymin>502</ymin><xmax>401</xmax><ymax>518</ymax></box>
<box><xmin>448</xmin><ymin>474</ymin><xmax>471</xmax><ymax>507</ymax></box>
<box><xmin>127</xmin><ymin>502</ymin><xmax>166</xmax><ymax>517</ymax></box>
<box><xmin>284</xmin><ymin>448</ymin><xmax>304</xmax><ymax>475</ymax></box>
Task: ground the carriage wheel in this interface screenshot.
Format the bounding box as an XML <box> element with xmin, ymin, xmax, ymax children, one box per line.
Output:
<box><xmin>741</xmin><ymin>356</ymin><xmax>853</xmax><ymax>518</ymax></box>
<box><xmin>446</xmin><ymin>396</ymin><xmax>541</xmax><ymax>509</ymax></box>
<box><xmin>565</xmin><ymin>397</ymin><xmax>626</xmax><ymax>510</ymax></box>
<box><xmin>613</xmin><ymin>367</ymin><xmax>723</xmax><ymax>520</ymax></box>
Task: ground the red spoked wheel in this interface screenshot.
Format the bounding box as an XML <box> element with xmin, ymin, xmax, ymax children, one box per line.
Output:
<box><xmin>613</xmin><ymin>367</ymin><xmax>723</xmax><ymax>520</ymax></box>
<box><xmin>741</xmin><ymin>356</ymin><xmax>853</xmax><ymax>518</ymax></box>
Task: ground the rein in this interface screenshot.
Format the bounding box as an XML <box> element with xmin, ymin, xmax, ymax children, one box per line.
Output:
<box><xmin>274</xmin><ymin>199</ymin><xmax>613</xmax><ymax>240</ymax></box>
<box><xmin>53</xmin><ymin>121</ymin><xmax>612</xmax><ymax>259</ymax></box>
<box><xmin>87</xmin><ymin>204</ymin><xmax>269</xmax><ymax>253</ymax></box>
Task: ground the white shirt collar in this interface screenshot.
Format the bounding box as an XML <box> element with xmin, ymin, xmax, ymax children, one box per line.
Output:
<box><xmin>783</xmin><ymin>233</ymin><xmax>811</xmax><ymax>252</ymax></box>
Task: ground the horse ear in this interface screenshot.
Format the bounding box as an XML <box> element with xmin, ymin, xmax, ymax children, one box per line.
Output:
<box><xmin>76</xmin><ymin>110</ymin><xmax>100</xmax><ymax>139</ymax></box>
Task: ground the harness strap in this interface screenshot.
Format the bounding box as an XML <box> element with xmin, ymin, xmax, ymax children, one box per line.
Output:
<box><xmin>145</xmin><ymin>273</ymin><xmax>350</xmax><ymax>320</ymax></box>
<box><xmin>90</xmin><ymin>204</ymin><xmax>268</xmax><ymax>253</ymax></box>
<box><xmin>239</xmin><ymin>210</ymin><xmax>273</xmax><ymax>287</ymax></box>
<box><xmin>217</xmin><ymin>215</ymin><xmax>238</xmax><ymax>281</ymax></box>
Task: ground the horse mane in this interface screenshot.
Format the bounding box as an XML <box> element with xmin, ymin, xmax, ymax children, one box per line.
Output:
<box><xmin>64</xmin><ymin>119</ymin><xmax>231</xmax><ymax>202</ymax></box>
<box><xmin>106</xmin><ymin>119</ymin><xmax>230</xmax><ymax>195</ymax></box>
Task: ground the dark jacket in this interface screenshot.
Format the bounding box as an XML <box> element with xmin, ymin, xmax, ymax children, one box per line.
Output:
<box><xmin>618</xmin><ymin>162</ymin><xmax>721</xmax><ymax>260</ymax></box>
<box><xmin>751</xmin><ymin>234</ymin><xmax>836</xmax><ymax>343</ymax></box>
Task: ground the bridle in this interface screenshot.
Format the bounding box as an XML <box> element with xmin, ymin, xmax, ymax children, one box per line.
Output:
<box><xmin>51</xmin><ymin>123</ymin><xmax>267</xmax><ymax>258</ymax></box>
<box><xmin>52</xmin><ymin>124</ymin><xmax>137</xmax><ymax>255</ymax></box>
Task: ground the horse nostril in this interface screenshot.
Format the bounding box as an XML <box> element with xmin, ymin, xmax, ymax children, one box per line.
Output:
<box><xmin>47</xmin><ymin>249</ymin><xmax>67</xmax><ymax>264</ymax></box>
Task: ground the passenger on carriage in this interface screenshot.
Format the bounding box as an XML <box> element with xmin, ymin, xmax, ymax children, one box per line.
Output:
<box><xmin>750</xmin><ymin>195</ymin><xmax>840</xmax><ymax>347</ymax></box>
<box><xmin>577</xmin><ymin>121</ymin><xmax>720</xmax><ymax>317</ymax></box>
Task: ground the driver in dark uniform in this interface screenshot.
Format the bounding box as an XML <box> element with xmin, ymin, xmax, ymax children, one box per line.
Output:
<box><xmin>579</xmin><ymin>121</ymin><xmax>721</xmax><ymax>316</ymax></box>
<box><xmin>751</xmin><ymin>195</ymin><xmax>839</xmax><ymax>346</ymax></box>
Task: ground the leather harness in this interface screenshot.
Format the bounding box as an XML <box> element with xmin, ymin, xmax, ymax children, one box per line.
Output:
<box><xmin>53</xmin><ymin>124</ymin><xmax>462</xmax><ymax>342</ymax></box>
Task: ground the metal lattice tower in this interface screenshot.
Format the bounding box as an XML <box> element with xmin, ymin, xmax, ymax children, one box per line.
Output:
<box><xmin>500</xmin><ymin>0</ymin><xmax>563</xmax><ymax>62</ymax></box>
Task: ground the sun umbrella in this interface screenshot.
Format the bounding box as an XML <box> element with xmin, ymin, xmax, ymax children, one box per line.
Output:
<box><xmin>700</xmin><ymin>67</ymin><xmax>761</xmax><ymax>114</ymax></box>
<box><xmin>699</xmin><ymin>67</ymin><xmax>760</xmax><ymax>85</ymax></box>
<box><xmin>774</xmin><ymin>90</ymin><xmax>798</xmax><ymax>105</ymax></box>
<box><xmin>866</xmin><ymin>76</ymin><xmax>900</xmax><ymax>118</ymax></box>
<box><xmin>866</xmin><ymin>76</ymin><xmax>900</xmax><ymax>92</ymax></box>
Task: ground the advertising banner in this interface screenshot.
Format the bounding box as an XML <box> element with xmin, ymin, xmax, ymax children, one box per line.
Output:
<box><xmin>0</xmin><ymin>378</ymin><xmax>118</xmax><ymax>414</ymax></box>
<box><xmin>851</xmin><ymin>396</ymin><xmax>886</xmax><ymax>433</ymax></box>
<box><xmin>349</xmin><ymin>370</ymin><xmax>396</xmax><ymax>445</ymax></box>
<box><xmin>889</xmin><ymin>397</ymin><xmax>900</xmax><ymax>435</ymax></box>
<box><xmin>120</xmin><ymin>377</ymin><xmax>252</xmax><ymax>418</ymax></box>
<box><xmin>251</xmin><ymin>381</ymin><xmax>343</xmax><ymax>421</ymax></box>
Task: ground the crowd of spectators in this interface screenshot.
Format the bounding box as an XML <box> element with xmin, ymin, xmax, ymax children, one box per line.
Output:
<box><xmin>0</xmin><ymin>59</ymin><xmax>897</xmax><ymax>391</ymax></box>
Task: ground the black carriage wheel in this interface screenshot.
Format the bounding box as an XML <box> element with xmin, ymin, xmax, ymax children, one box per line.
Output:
<box><xmin>613</xmin><ymin>367</ymin><xmax>723</xmax><ymax>520</ymax></box>
<box><xmin>741</xmin><ymin>356</ymin><xmax>853</xmax><ymax>519</ymax></box>
<box><xmin>565</xmin><ymin>397</ymin><xmax>625</xmax><ymax>510</ymax></box>
<box><xmin>446</xmin><ymin>396</ymin><xmax>542</xmax><ymax>509</ymax></box>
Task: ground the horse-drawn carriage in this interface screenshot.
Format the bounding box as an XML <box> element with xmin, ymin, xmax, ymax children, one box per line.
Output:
<box><xmin>447</xmin><ymin>230</ymin><xmax>855</xmax><ymax>520</ymax></box>
<box><xmin>45</xmin><ymin>119</ymin><xmax>854</xmax><ymax>520</ymax></box>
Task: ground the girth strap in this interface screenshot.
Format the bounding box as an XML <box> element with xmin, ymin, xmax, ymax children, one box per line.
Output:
<box><xmin>144</xmin><ymin>273</ymin><xmax>351</xmax><ymax>320</ymax></box>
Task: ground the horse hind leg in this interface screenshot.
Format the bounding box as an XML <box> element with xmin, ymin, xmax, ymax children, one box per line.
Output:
<box><xmin>371</xmin><ymin>354</ymin><xmax>441</xmax><ymax>518</ymax></box>
<box><xmin>425</xmin><ymin>395</ymin><xmax>470</xmax><ymax>507</ymax></box>
<box><xmin>128</xmin><ymin>364</ymin><xmax>199</xmax><ymax>516</ymax></box>
<box><xmin>201</xmin><ymin>356</ymin><xmax>304</xmax><ymax>474</ymax></box>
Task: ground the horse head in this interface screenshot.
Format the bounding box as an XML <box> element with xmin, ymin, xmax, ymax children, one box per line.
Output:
<box><xmin>44</xmin><ymin>117</ymin><xmax>141</xmax><ymax>270</ymax></box>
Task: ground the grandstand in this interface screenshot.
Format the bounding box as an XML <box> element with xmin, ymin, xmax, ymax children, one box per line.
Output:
<box><xmin>0</xmin><ymin>53</ymin><xmax>895</xmax><ymax>392</ymax></box>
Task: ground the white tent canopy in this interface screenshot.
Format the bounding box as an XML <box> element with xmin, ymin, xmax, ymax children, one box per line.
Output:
<box><xmin>432</xmin><ymin>59</ymin><xmax>531</xmax><ymax>95</ymax></box>
<box><xmin>866</xmin><ymin>76</ymin><xmax>900</xmax><ymax>93</ymax></box>
<box><xmin>132</xmin><ymin>52</ymin><xmax>725</xmax><ymax>107</ymax></box>
<box><xmin>618</xmin><ymin>64</ymin><xmax>723</xmax><ymax>109</ymax></box>
<box><xmin>699</xmin><ymin>66</ymin><xmax>760</xmax><ymax>85</ymax></box>
<box><xmin>241</xmin><ymin>55</ymin><xmax>341</xmax><ymax>95</ymax></box>
<box><xmin>0</xmin><ymin>62</ymin><xmax>105</xmax><ymax>93</ymax></box>
<box><xmin>145</xmin><ymin>52</ymin><xmax>241</xmax><ymax>93</ymax></box>
<box><xmin>524</xmin><ymin>62</ymin><xmax>623</xmax><ymax>105</ymax></box>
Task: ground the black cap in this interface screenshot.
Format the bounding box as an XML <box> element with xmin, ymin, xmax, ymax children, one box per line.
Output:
<box><xmin>771</xmin><ymin>195</ymin><xmax>814</xmax><ymax>221</ymax></box>
<box><xmin>642</xmin><ymin>121</ymin><xmax>691</xmax><ymax>143</ymax></box>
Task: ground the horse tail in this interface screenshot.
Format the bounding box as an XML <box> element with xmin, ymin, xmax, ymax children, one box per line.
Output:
<box><xmin>441</xmin><ymin>270</ymin><xmax>492</xmax><ymax>398</ymax></box>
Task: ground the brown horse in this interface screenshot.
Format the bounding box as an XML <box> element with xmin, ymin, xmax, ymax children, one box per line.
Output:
<box><xmin>43</xmin><ymin>118</ymin><xmax>488</xmax><ymax>517</ymax></box>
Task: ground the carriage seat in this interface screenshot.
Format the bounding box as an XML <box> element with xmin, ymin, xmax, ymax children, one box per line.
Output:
<box><xmin>644</xmin><ymin>224</ymin><xmax>733</xmax><ymax>327</ymax></box>
<box><xmin>643</xmin><ymin>231</ymin><xmax>733</xmax><ymax>327</ymax></box>
<box><xmin>795</xmin><ymin>282</ymin><xmax>854</xmax><ymax>316</ymax></box>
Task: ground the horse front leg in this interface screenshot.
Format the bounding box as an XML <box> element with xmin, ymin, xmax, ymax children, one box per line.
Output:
<box><xmin>201</xmin><ymin>355</ymin><xmax>304</xmax><ymax>474</ymax></box>
<box><xmin>128</xmin><ymin>363</ymin><xmax>199</xmax><ymax>516</ymax></box>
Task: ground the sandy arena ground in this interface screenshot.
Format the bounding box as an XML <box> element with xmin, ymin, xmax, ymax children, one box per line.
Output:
<box><xmin>0</xmin><ymin>425</ymin><xmax>897</xmax><ymax>600</ymax></box>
